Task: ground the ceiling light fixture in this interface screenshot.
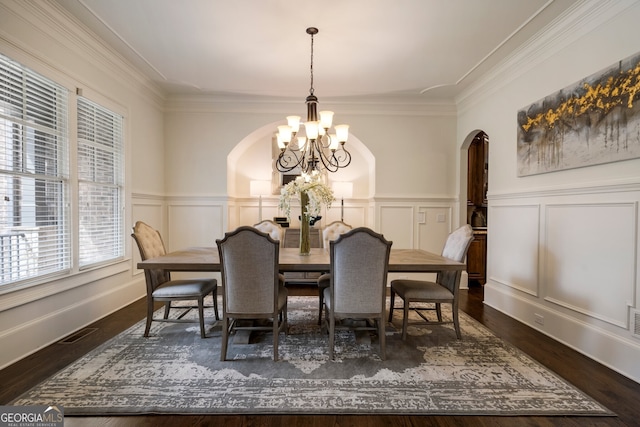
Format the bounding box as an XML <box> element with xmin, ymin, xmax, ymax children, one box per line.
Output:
<box><xmin>275</xmin><ymin>27</ymin><xmax>351</xmax><ymax>175</ymax></box>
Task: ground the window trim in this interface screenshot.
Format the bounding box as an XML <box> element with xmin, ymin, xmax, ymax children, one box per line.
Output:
<box><xmin>0</xmin><ymin>52</ymin><xmax>131</xmax><ymax>296</ymax></box>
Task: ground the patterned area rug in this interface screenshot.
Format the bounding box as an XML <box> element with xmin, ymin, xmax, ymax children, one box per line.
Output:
<box><xmin>13</xmin><ymin>297</ymin><xmax>612</xmax><ymax>416</ymax></box>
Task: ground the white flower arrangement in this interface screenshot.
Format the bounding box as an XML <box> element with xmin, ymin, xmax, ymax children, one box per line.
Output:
<box><xmin>279</xmin><ymin>173</ymin><xmax>334</xmax><ymax>220</ymax></box>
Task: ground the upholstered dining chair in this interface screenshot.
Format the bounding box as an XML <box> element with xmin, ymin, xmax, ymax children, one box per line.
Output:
<box><xmin>131</xmin><ymin>221</ymin><xmax>219</xmax><ymax>338</ymax></box>
<box><xmin>317</xmin><ymin>221</ymin><xmax>352</xmax><ymax>324</ymax></box>
<box><xmin>254</xmin><ymin>219</ymin><xmax>284</xmax><ymax>243</ymax></box>
<box><xmin>323</xmin><ymin>227</ymin><xmax>392</xmax><ymax>360</ymax></box>
<box><xmin>216</xmin><ymin>226</ymin><xmax>288</xmax><ymax>361</ymax></box>
<box><xmin>388</xmin><ymin>224</ymin><xmax>473</xmax><ymax>340</ymax></box>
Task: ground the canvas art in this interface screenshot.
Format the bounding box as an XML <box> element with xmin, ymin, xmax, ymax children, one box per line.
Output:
<box><xmin>517</xmin><ymin>51</ymin><xmax>640</xmax><ymax>176</ymax></box>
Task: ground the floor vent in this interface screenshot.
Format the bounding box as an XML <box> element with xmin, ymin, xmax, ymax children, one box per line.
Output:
<box><xmin>58</xmin><ymin>328</ymin><xmax>98</xmax><ymax>344</ymax></box>
<box><xmin>632</xmin><ymin>310</ymin><xmax>640</xmax><ymax>340</ymax></box>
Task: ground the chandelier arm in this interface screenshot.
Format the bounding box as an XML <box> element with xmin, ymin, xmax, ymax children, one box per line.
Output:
<box><xmin>313</xmin><ymin>143</ymin><xmax>340</xmax><ymax>173</ymax></box>
<box><xmin>276</xmin><ymin>149</ymin><xmax>305</xmax><ymax>173</ymax></box>
<box><xmin>332</xmin><ymin>146</ymin><xmax>352</xmax><ymax>168</ymax></box>
<box><xmin>317</xmin><ymin>133</ymin><xmax>333</xmax><ymax>149</ymax></box>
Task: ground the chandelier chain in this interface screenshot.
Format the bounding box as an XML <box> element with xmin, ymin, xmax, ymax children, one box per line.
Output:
<box><xmin>309</xmin><ymin>31</ymin><xmax>314</xmax><ymax>96</ymax></box>
<box><xmin>274</xmin><ymin>27</ymin><xmax>351</xmax><ymax>175</ymax></box>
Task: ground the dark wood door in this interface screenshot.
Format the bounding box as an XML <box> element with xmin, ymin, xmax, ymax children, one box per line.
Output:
<box><xmin>467</xmin><ymin>232</ymin><xmax>486</xmax><ymax>284</ymax></box>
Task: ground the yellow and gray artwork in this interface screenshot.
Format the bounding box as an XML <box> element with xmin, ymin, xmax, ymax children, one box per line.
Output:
<box><xmin>517</xmin><ymin>51</ymin><xmax>640</xmax><ymax>176</ymax></box>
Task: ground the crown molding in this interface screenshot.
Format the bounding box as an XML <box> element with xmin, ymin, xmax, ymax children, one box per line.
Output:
<box><xmin>456</xmin><ymin>0</ymin><xmax>638</xmax><ymax>113</ymax></box>
<box><xmin>1</xmin><ymin>0</ymin><xmax>165</xmax><ymax>109</ymax></box>
<box><xmin>164</xmin><ymin>93</ymin><xmax>456</xmax><ymax>117</ymax></box>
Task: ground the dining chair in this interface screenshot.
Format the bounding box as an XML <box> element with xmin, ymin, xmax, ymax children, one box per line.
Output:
<box><xmin>254</xmin><ymin>219</ymin><xmax>284</xmax><ymax>243</ymax></box>
<box><xmin>317</xmin><ymin>220</ymin><xmax>352</xmax><ymax>324</ymax></box>
<box><xmin>388</xmin><ymin>224</ymin><xmax>473</xmax><ymax>340</ymax></box>
<box><xmin>216</xmin><ymin>226</ymin><xmax>288</xmax><ymax>361</ymax></box>
<box><xmin>131</xmin><ymin>221</ymin><xmax>219</xmax><ymax>338</ymax></box>
<box><xmin>323</xmin><ymin>227</ymin><xmax>392</xmax><ymax>360</ymax></box>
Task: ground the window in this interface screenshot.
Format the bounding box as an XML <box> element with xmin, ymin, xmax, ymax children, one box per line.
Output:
<box><xmin>0</xmin><ymin>53</ymin><xmax>126</xmax><ymax>290</ymax></box>
<box><xmin>0</xmin><ymin>53</ymin><xmax>70</xmax><ymax>286</ymax></box>
<box><xmin>77</xmin><ymin>97</ymin><xmax>124</xmax><ymax>268</ymax></box>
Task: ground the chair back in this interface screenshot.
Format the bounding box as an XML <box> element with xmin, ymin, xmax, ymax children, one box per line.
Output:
<box><xmin>438</xmin><ymin>224</ymin><xmax>474</xmax><ymax>293</ymax></box>
<box><xmin>216</xmin><ymin>226</ymin><xmax>280</xmax><ymax>314</ymax></box>
<box><xmin>254</xmin><ymin>220</ymin><xmax>284</xmax><ymax>243</ymax></box>
<box><xmin>330</xmin><ymin>227</ymin><xmax>392</xmax><ymax>314</ymax></box>
<box><xmin>322</xmin><ymin>220</ymin><xmax>352</xmax><ymax>249</ymax></box>
<box><xmin>131</xmin><ymin>221</ymin><xmax>170</xmax><ymax>290</ymax></box>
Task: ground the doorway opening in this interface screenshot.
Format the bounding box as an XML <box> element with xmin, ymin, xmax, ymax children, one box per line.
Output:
<box><xmin>466</xmin><ymin>131</ymin><xmax>488</xmax><ymax>286</ymax></box>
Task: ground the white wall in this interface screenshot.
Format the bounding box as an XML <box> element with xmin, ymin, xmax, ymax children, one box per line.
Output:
<box><xmin>0</xmin><ymin>1</ymin><xmax>163</xmax><ymax>368</ymax></box>
<box><xmin>163</xmin><ymin>96</ymin><xmax>459</xmax><ymax>252</ymax></box>
<box><xmin>457</xmin><ymin>0</ymin><xmax>640</xmax><ymax>382</ymax></box>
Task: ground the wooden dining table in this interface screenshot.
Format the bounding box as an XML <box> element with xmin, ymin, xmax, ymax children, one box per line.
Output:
<box><xmin>137</xmin><ymin>246</ymin><xmax>465</xmax><ymax>345</ymax></box>
<box><xmin>137</xmin><ymin>247</ymin><xmax>466</xmax><ymax>274</ymax></box>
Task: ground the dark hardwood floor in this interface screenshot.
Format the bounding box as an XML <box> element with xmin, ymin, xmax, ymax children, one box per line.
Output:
<box><xmin>2</xmin><ymin>284</ymin><xmax>639</xmax><ymax>426</ymax></box>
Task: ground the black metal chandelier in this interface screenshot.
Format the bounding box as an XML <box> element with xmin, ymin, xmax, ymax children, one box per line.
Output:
<box><xmin>275</xmin><ymin>27</ymin><xmax>351</xmax><ymax>175</ymax></box>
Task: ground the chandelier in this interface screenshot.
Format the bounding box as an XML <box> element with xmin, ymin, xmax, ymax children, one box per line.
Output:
<box><xmin>275</xmin><ymin>27</ymin><xmax>351</xmax><ymax>175</ymax></box>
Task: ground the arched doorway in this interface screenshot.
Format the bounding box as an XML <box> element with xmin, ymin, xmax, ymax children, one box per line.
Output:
<box><xmin>463</xmin><ymin>130</ymin><xmax>488</xmax><ymax>286</ymax></box>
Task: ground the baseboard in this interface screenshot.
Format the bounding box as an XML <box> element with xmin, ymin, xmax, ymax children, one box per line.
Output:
<box><xmin>484</xmin><ymin>283</ymin><xmax>640</xmax><ymax>384</ymax></box>
<box><xmin>0</xmin><ymin>279</ymin><xmax>145</xmax><ymax>370</ymax></box>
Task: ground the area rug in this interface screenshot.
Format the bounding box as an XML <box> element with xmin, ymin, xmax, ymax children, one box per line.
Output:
<box><xmin>12</xmin><ymin>297</ymin><xmax>612</xmax><ymax>416</ymax></box>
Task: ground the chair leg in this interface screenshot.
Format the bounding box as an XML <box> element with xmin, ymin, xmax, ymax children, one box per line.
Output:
<box><xmin>388</xmin><ymin>288</ymin><xmax>396</xmax><ymax>322</ymax></box>
<box><xmin>198</xmin><ymin>297</ymin><xmax>206</xmax><ymax>338</ymax></box>
<box><xmin>163</xmin><ymin>301</ymin><xmax>171</xmax><ymax>319</ymax></box>
<box><xmin>273</xmin><ymin>316</ymin><xmax>279</xmax><ymax>362</ymax></box>
<box><xmin>220</xmin><ymin>316</ymin><xmax>229</xmax><ymax>361</ymax></box>
<box><xmin>144</xmin><ymin>297</ymin><xmax>154</xmax><ymax>337</ymax></box>
<box><xmin>436</xmin><ymin>303</ymin><xmax>443</xmax><ymax>322</ymax></box>
<box><xmin>329</xmin><ymin>316</ymin><xmax>336</xmax><ymax>360</ymax></box>
<box><xmin>452</xmin><ymin>303</ymin><xmax>462</xmax><ymax>339</ymax></box>
<box><xmin>378</xmin><ymin>316</ymin><xmax>386</xmax><ymax>361</ymax></box>
<box><xmin>317</xmin><ymin>288</ymin><xmax>324</xmax><ymax>325</ymax></box>
<box><xmin>402</xmin><ymin>298</ymin><xmax>410</xmax><ymax>341</ymax></box>
<box><xmin>284</xmin><ymin>300</ymin><xmax>289</xmax><ymax>335</ymax></box>
<box><xmin>212</xmin><ymin>288</ymin><xmax>220</xmax><ymax>320</ymax></box>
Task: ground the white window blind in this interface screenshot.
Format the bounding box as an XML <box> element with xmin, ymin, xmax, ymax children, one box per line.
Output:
<box><xmin>0</xmin><ymin>53</ymin><xmax>70</xmax><ymax>287</ymax></box>
<box><xmin>77</xmin><ymin>97</ymin><xmax>124</xmax><ymax>268</ymax></box>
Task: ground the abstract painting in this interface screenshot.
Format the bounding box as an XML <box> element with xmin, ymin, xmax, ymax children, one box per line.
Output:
<box><xmin>517</xmin><ymin>51</ymin><xmax>640</xmax><ymax>176</ymax></box>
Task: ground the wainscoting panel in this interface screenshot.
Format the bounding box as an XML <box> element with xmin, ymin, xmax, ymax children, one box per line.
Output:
<box><xmin>322</xmin><ymin>203</ymin><xmax>368</xmax><ymax>229</ymax></box>
<box><xmin>544</xmin><ymin>202</ymin><xmax>636</xmax><ymax>327</ymax></box>
<box><xmin>488</xmin><ymin>204</ymin><xmax>540</xmax><ymax>296</ymax></box>
<box><xmin>238</xmin><ymin>204</ymin><xmax>260</xmax><ymax>227</ymax></box>
<box><xmin>417</xmin><ymin>206</ymin><xmax>453</xmax><ymax>255</ymax></box>
<box><xmin>379</xmin><ymin>205</ymin><xmax>416</xmax><ymax>249</ymax></box>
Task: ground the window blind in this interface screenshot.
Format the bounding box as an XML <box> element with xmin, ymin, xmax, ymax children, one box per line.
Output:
<box><xmin>0</xmin><ymin>53</ymin><xmax>70</xmax><ymax>286</ymax></box>
<box><xmin>77</xmin><ymin>97</ymin><xmax>124</xmax><ymax>268</ymax></box>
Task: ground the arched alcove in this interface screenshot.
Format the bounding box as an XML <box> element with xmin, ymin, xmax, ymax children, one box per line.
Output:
<box><xmin>228</xmin><ymin>121</ymin><xmax>376</xmax><ymax>199</ymax></box>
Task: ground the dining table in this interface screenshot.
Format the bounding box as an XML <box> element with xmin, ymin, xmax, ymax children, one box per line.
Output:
<box><xmin>137</xmin><ymin>247</ymin><xmax>466</xmax><ymax>274</ymax></box>
<box><xmin>137</xmin><ymin>246</ymin><xmax>466</xmax><ymax>345</ymax></box>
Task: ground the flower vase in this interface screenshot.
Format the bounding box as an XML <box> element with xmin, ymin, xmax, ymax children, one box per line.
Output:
<box><xmin>299</xmin><ymin>191</ymin><xmax>311</xmax><ymax>255</ymax></box>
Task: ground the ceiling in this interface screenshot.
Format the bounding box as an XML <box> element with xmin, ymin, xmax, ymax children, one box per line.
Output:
<box><xmin>55</xmin><ymin>0</ymin><xmax>579</xmax><ymax>101</ymax></box>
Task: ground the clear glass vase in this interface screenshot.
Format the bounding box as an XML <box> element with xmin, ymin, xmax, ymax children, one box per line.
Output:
<box><xmin>299</xmin><ymin>191</ymin><xmax>311</xmax><ymax>255</ymax></box>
